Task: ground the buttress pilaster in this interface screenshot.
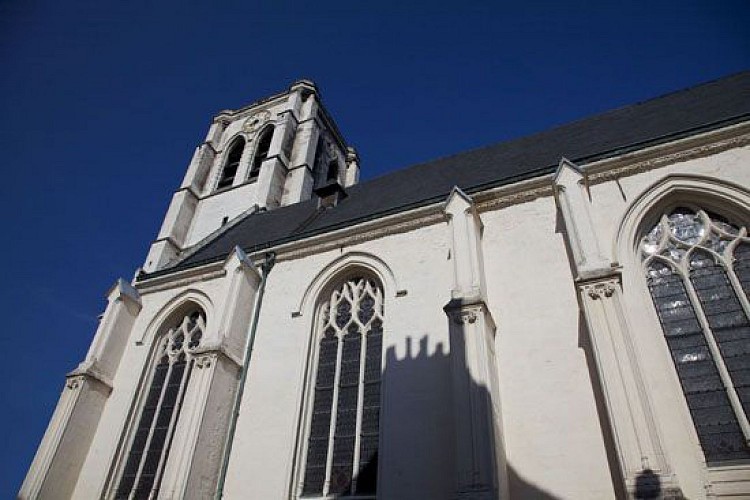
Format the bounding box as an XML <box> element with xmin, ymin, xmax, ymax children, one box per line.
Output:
<box><xmin>443</xmin><ymin>187</ymin><xmax>507</xmax><ymax>499</ymax></box>
<box><xmin>156</xmin><ymin>247</ymin><xmax>259</xmax><ymax>499</ymax></box>
<box><xmin>554</xmin><ymin>159</ymin><xmax>681</xmax><ymax>497</ymax></box>
<box><xmin>579</xmin><ymin>276</ymin><xmax>682</xmax><ymax>498</ymax></box>
<box><xmin>19</xmin><ymin>279</ymin><xmax>141</xmax><ymax>500</ymax></box>
<box><xmin>158</xmin><ymin>350</ymin><xmax>241</xmax><ymax>500</ymax></box>
<box><xmin>553</xmin><ymin>158</ymin><xmax>610</xmax><ymax>278</ymax></box>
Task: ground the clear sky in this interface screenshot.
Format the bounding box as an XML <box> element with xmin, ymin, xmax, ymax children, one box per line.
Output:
<box><xmin>0</xmin><ymin>0</ymin><xmax>747</xmax><ymax>495</ymax></box>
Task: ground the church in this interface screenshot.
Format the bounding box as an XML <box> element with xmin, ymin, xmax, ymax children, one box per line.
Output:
<box><xmin>20</xmin><ymin>72</ymin><xmax>750</xmax><ymax>499</ymax></box>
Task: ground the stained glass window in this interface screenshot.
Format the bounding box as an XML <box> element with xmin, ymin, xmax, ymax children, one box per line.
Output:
<box><xmin>115</xmin><ymin>310</ymin><xmax>205</xmax><ymax>499</ymax></box>
<box><xmin>301</xmin><ymin>276</ymin><xmax>384</xmax><ymax>498</ymax></box>
<box><xmin>642</xmin><ymin>207</ymin><xmax>750</xmax><ymax>463</ymax></box>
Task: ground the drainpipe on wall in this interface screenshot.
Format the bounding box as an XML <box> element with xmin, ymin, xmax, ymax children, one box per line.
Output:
<box><xmin>215</xmin><ymin>251</ymin><xmax>276</xmax><ymax>499</ymax></box>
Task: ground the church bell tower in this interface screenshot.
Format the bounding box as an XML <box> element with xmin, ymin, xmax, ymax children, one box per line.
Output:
<box><xmin>143</xmin><ymin>80</ymin><xmax>360</xmax><ymax>273</ymax></box>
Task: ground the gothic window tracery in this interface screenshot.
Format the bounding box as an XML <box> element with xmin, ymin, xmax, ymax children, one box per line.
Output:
<box><xmin>115</xmin><ymin>310</ymin><xmax>205</xmax><ymax>499</ymax></box>
<box><xmin>301</xmin><ymin>276</ymin><xmax>383</xmax><ymax>498</ymax></box>
<box><xmin>217</xmin><ymin>137</ymin><xmax>244</xmax><ymax>190</ymax></box>
<box><xmin>642</xmin><ymin>207</ymin><xmax>750</xmax><ymax>463</ymax></box>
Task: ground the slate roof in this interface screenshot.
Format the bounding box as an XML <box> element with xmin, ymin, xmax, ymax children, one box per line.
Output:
<box><xmin>144</xmin><ymin>70</ymin><xmax>750</xmax><ymax>278</ymax></box>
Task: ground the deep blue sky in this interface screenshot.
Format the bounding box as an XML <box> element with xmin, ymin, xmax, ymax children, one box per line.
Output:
<box><xmin>0</xmin><ymin>0</ymin><xmax>747</xmax><ymax>495</ymax></box>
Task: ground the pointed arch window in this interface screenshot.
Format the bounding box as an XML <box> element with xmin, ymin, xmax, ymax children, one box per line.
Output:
<box><xmin>217</xmin><ymin>138</ymin><xmax>244</xmax><ymax>190</ymax></box>
<box><xmin>312</xmin><ymin>136</ymin><xmax>325</xmax><ymax>187</ymax></box>
<box><xmin>326</xmin><ymin>160</ymin><xmax>338</xmax><ymax>183</ymax></box>
<box><xmin>249</xmin><ymin>126</ymin><xmax>274</xmax><ymax>180</ymax></box>
<box><xmin>300</xmin><ymin>276</ymin><xmax>384</xmax><ymax>498</ymax></box>
<box><xmin>642</xmin><ymin>207</ymin><xmax>750</xmax><ymax>463</ymax></box>
<box><xmin>115</xmin><ymin>310</ymin><xmax>205</xmax><ymax>499</ymax></box>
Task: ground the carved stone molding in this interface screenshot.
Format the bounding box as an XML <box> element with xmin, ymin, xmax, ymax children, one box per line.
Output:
<box><xmin>65</xmin><ymin>377</ymin><xmax>83</xmax><ymax>390</ymax></box>
<box><xmin>586</xmin><ymin>282</ymin><xmax>617</xmax><ymax>300</ymax></box>
<box><xmin>192</xmin><ymin>344</ymin><xmax>243</xmax><ymax>369</ymax></box>
<box><xmin>278</xmin><ymin>212</ymin><xmax>446</xmax><ymax>262</ymax></box>
<box><xmin>443</xmin><ymin>297</ymin><xmax>495</xmax><ymax>333</ymax></box>
<box><xmin>587</xmin><ymin>132</ymin><xmax>750</xmax><ymax>185</ymax></box>
<box><xmin>137</xmin><ymin>268</ymin><xmax>227</xmax><ymax>295</ymax></box>
<box><xmin>451</xmin><ymin>310</ymin><xmax>478</xmax><ymax>325</ymax></box>
<box><xmin>66</xmin><ymin>360</ymin><xmax>113</xmax><ymax>392</ymax></box>
<box><xmin>194</xmin><ymin>354</ymin><xmax>214</xmax><ymax>369</ymax></box>
<box><xmin>242</xmin><ymin>110</ymin><xmax>272</xmax><ymax>134</ymax></box>
<box><xmin>476</xmin><ymin>185</ymin><xmax>554</xmax><ymax>212</ymax></box>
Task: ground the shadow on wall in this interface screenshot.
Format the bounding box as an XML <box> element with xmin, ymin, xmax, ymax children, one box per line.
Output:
<box><xmin>507</xmin><ymin>467</ymin><xmax>562</xmax><ymax>500</ymax></box>
<box><xmin>314</xmin><ymin>329</ymin><xmax>669</xmax><ymax>498</ymax></box>
<box><xmin>337</xmin><ymin>333</ymin><xmax>562</xmax><ymax>499</ymax></box>
<box><xmin>634</xmin><ymin>469</ymin><xmax>662</xmax><ymax>499</ymax></box>
<box><xmin>577</xmin><ymin>311</ymin><xmax>629</xmax><ymax>499</ymax></box>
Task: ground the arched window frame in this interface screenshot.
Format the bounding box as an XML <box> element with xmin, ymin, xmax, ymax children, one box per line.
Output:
<box><xmin>612</xmin><ymin>175</ymin><xmax>750</xmax><ymax>477</ymax></box>
<box><xmin>215</xmin><ymin>136</ymin><xmax>246</xmax><ymax>191</ymax></box>
<box><xmin>248</xmin><ymin>125</ymin><xmax>274</xmax><ymax>181</ymax></box>
<box><xmin>294</xmin><ymin>269</ymin><xmax>386</xmax><ymax>499</ymax></box>
<box><xmin>640</xmin><ymin>204</ymin><xmax>750</xmax><ymax>464</ymax></box>
<box><xmin>312</xmin><ymin>135</ymin><xmax>326</xmax><ymax>188</ymax></box>
<box><xmin>326</xmin><ymin>159</ymin><xmax>339</xmax><ymax>183</ymax></box>
<box><xmin>108</xmin><ymin>305</ymin><xmax>207</xmax><ymax>499</ymax></box>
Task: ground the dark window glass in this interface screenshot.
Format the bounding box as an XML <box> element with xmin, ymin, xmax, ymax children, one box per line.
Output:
<box><xmin>327</xmin><ymin>161</ymin><xmax>338</xmax><ymax>182</ymax></box>
<box><xmin>250</xmin><ymin>126</ymin><xmax>274</xmax><ymax>180</ymax></box>
<box><xmin>217</xmin><ymin>138</ymin><xmax>244</xmax><ymax>190</ymax></box>
<box><xmin>116</xmin><ymin>312</ymin><xmax>204</xmax><ymax>499</ymax></box>
<box><xmin>302</xmin><ymin>278</ymin><xmax>383</xmax><ymax>497</ymax></box>
<box><xmin>302</xmin><ymin>330</ymin><xmax>338</xmax><ymax>496</ymax></box>
<box><xmin>690</xmin><ymin>251</ymin><xmax>750</xmax><ymax>429</ymax></box>
<box><xmin>648</xmin><ymin>262</ymin><xmax>748</xmax><ymax>462</ymax></box>
<box><xmin>735</xmin><ymin>244</ymin><xmax>750</xmax><ymax>300</ymax></box>
<box><xmin>642</xmin><ymin>209</ymin><xmax>750</xmax><ymax>464</ymax></box>
<box><xmin>358</xmin><ymin>320</ymin><xmax>382</xmax><ymax>494</ymax></box>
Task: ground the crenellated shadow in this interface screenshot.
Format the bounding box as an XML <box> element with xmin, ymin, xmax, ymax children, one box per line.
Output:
<box><xmin>337</xmin><ymin>332</ymin><xmax>562</xmax><ymax>499</ymax></box>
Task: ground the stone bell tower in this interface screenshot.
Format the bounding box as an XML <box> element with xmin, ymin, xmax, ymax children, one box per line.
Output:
<box><xmin>143</xmin><ymin>80</ymin><xmax>360</xmax><ymax>273</ymax></box>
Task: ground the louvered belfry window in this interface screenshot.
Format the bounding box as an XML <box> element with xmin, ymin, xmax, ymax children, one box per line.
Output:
<box><xmin>217</xmin><ymin>137</ymin><xmax>244</xmax><ymax>190</ymax></box>
<box><xmin>642</xmin><ymin>207</ymin><xmax>750</xmax><ymax>463</ymax></box>
<box><xmin>301</xmin><ymin>276</ymin><xmax>383</xmax><ymax>497</ymax></box>
<box><xmin>249</xmin><ymin>126</ymin><xmax>273</xmax><ymax>180</ymax></box>
<box><xmin>115</xmin><ymin>311</ymin><xmax>205</xmax><ymax>499</ymax></box>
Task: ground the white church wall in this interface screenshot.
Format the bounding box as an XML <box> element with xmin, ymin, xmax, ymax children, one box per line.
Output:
<box><xmin>222</xmin><ymin>222</ymin><xmax>456</xmax><ymax>499</ymax></box>
<box><xmin>185</xmin><ymin>182</ymin><xmax>258</xmax><ymax>246</ymax></box>
<box><xmin>482</xmin><ymin>196</ymin><xmax>618</xmax><ymax>499</ymax></box>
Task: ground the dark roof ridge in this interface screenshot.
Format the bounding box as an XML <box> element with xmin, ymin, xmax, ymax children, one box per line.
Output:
<box><xmin>358</xmin><ymin>69</ymin><xmax>750</xmax><ymax>186</ymax></box>
<box><xmin>140</xmin><ymin>69</ymin><xmax>750</xmax><ymax>280</ymax></box>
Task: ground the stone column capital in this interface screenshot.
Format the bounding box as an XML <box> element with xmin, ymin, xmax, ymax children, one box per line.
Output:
<box><xmin>67</xmin><ymin>360</ymin><xmax>113</xmax><ymax>391</ymax></box>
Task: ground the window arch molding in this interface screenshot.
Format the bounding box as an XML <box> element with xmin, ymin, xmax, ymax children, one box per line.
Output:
<box><xmin>613</xmin><ymin>174</ymin><xmax>750</xmax><ymax>470</ymax></box>
<box><xmin>106</xmin><ymin>298</ymin><xmax>210</xmax><ymax>498</ymax></box>
<box><xmin>214</xmin><ymin>134</ymin><xmax>248</xmax><ymax>191</ymax></box>
<box><xmin>247</xmin><ymin>124</ymin><xmax>275</xmax><ymax>181</ymax></box>
<box><xmin>614</xmin><ymin>174</ymin><xmax>750</xmax><ymax>266</ymax></box>
<box><xmin>292</xmin><ymin>251</ymin><xmax>399</xmax><ymax>320</ymax></box>
<box><xmin>135</xmin><ymin>289</ymin><xmax>214</xmax><ymax>346</ymax></box>
<box><xmin>291</xmin><ymin>266</ymin><xmax>387</xmax><ymax>498</ymax></box>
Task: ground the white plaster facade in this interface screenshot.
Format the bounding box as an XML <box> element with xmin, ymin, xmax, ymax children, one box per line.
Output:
<box><xmin>20</xmin><ymin>77</ymin><xmax>750</xmax><ymax>499</ymax></box>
